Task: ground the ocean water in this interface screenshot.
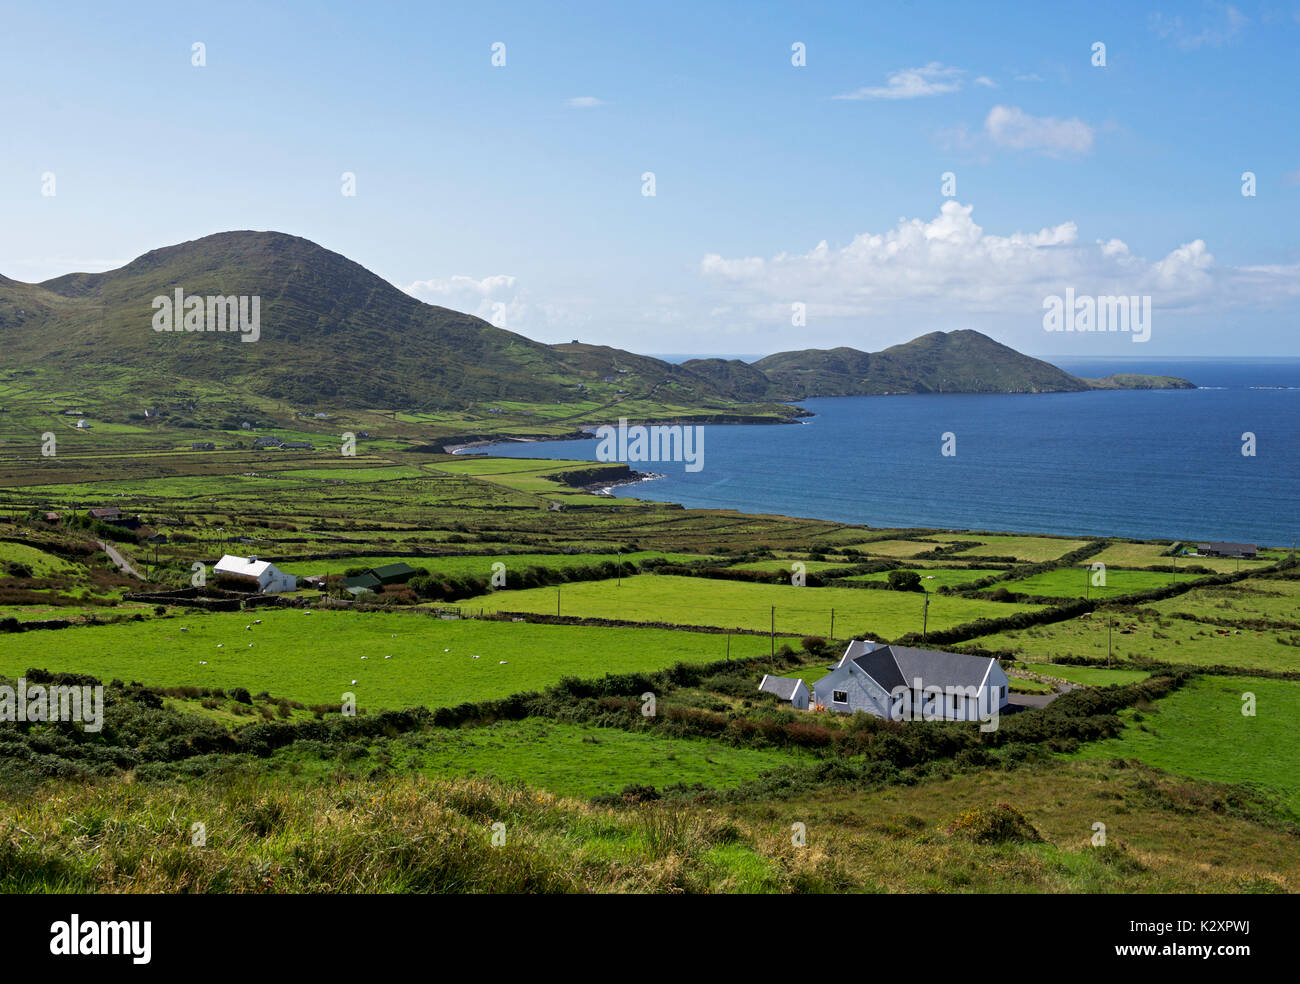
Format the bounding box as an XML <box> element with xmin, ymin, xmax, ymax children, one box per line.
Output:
<box><xmin>481</xmin><ymin>359</ymin><xmax>1300</xmax><ymax>546</ymax></box>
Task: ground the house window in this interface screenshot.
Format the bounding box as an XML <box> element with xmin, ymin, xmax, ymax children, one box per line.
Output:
<box><xmin>833</xmin><ymin>690</ymin><xmax>848</xmax><ymax>704</ymax></box>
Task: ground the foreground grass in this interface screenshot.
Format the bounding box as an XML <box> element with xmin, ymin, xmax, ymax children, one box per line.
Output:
<box><xmin>724</xmin><ymin>758</ymin><xmax>1297</xmax><ymax>893</ymax></box>
<box><xmin>274</xmin><ymin>718</ymin><xmax>820</xmax><ymax>798</ymax></box>
<box><xmin>3</xmin><ymin>756</ymin><xmax>1293</xmax><ymax>892</ymax></box>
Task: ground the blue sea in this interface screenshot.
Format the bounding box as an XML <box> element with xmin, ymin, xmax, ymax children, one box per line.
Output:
<box><xmin>481</xmin><ymin>359</ymin><xmax>1300</xmax><ymax>546</ymax></box>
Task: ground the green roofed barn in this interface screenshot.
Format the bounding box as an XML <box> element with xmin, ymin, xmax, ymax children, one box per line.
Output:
<box><xmin>344</xmin><ymin>572</ymin><xmax>382</xmax><ymax>595</ymax></box>
<box><xmin>370</xmin><ymin>562</ymin><xmax>417</xmax><ymax>585</ymax></box>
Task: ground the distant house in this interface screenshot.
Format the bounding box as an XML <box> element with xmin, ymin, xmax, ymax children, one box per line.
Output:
<box><xmin>253</xmin><ymin>437</ymin><xmax>283</xmax><ymax>448</ymax></box>
<box><xmin>1197</xmin><ymin>542</ymin><xmax>1257</xmax><ymax>559</ymax></box>
<box><xmin>87</xmin><ymin>507</ymin><xmax>139</xmax><ymax>530</ymax></box>
<box><xmin>240</xmin><ymin>421</ymin><xmax>253</xmax><ymax>430</ymax></box>
<box><xmin>213</xmin><ymin>554</ymin><xmax>297</xmax><ymax>593</ymax></box>
<box><xmin>75</xmin><ymin>419</ymin><xmax>91</xmax><ymax>429</ymax></box>
<box><xmin>758</xmin><ymin>674</ymin><xmax>811</xmax><ymax>710</ymax></box>
<box><xmin>43</xmin><ymin>512</ymin><xmax>60</xmax><ymax>522</ymax></box>
<box><xmin>143</xmin><ymin>529</ymin><xmax>167</xmax><ymax>544</ymax></box>
<box><xmin>812</xmin><ymin>640</ymin><xmax>1010</xmax><ymax>722</ymax></box>
<box><xmin>191</xmin><ymin>442</ymin><xmax>215</xmax><ymax>451</ymax></box>
<box><xmin>313</xmin><ymin>413</ymin><xmax>330</xmax><ymax>419</ymax></box>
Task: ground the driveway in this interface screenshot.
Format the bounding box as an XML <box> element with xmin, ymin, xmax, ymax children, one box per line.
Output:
<box><xmin>98</xmin><ymin>540</ymin><xmax>144</xmax><ymax>580</ymax></box>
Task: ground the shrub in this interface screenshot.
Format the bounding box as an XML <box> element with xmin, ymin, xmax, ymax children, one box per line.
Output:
<box><xmin>887</xmin><ymin>570</ymin><xmax>922</xmax><ymax>592</ymax></box>
<box><xmin>944</xmin><ymin>803</ymin><xmax>1042</xmax><ymax>844</ymax></box>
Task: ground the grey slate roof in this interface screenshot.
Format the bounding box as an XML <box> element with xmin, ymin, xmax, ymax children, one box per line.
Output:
<box><xmin>1198</xmin><ymin>541</ymin><xmax>1256</xmax><ymax>556</ymax></box>
<box><xmin>758</xmin><ymin>675</ymin><xmax>804</xmax><ymax>701</ymax></box>
<box><xmin>852</xmin><ymin>645</ymin><xmax>992</xmax><ymax>692</ymax></box>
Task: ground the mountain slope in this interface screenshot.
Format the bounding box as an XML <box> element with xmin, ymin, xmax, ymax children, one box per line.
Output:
<box><xmin>0</xmin><ymin>232</ymin><xmax>735</xmax><ymax>410</ymax></box>
<box><xmin>750</xmin><ymin>331</ymin><xmax>1088</xmax><ymax>397</ymax></box>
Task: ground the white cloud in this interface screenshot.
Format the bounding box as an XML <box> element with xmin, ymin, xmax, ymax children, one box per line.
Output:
<box><xmin>566</xmin><ymin>96</ymin><xmax>608</xmax><ymax>108</ymax></box>
<box><xmin>404</xmin><ymin>273</ymin><xmax>538</xmax><ymax>334</ymax></box>
<box><xmin>984</xmin><ymin>104</ymin><xmax>1094</xmax><ymax>156</ymax></box>
<box><xmin>973</xmin><ymin>76</ymin><xmax>997</xmax><ymax>88</ymax></box>
<box><xmin>835</xmin><ymin>62</ymin><xmax>972</xmax><ymax>100</ymax></box>
<box><xmin>698</xmin><ymin>201</ymin><xmax>1300</xmax><ymax>326</ymax></box>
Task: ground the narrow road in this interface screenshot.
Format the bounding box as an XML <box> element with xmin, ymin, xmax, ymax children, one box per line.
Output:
<box><xmin>98</xmin><ymin>540</ymin><xmax>145</xmax><ymax>580</ymax></box>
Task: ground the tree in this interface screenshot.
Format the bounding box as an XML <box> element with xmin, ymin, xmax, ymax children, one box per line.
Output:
<box><xmin>887</xmin><ymin>569</ymin><xmax>923</xmax><ymax>592</ymax></box>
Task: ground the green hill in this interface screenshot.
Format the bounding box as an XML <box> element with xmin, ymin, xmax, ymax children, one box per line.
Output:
<box><xmin>0</xmin><ymin>233</ymin><xmax>1193</xmax><ymax>412</ymax></box>
<box><xmin>0</xmin><ymin>231</ymin><xmax>739</xmax><ymax>411</ymax></box>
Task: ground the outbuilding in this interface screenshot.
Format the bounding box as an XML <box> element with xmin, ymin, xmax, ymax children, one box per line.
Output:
<box><xmin>758</xmin><ymin>674</ymin><xmax>811</xmax><ymax>710</ymax></box>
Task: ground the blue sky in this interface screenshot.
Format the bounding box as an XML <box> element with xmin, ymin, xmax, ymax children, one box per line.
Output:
<box><xmin>2</xmin><ymin>0</ymin><xmax>1297</xmax><ymax>356</ymax></box>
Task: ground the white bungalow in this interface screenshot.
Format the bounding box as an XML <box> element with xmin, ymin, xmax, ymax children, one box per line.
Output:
<box><xmin>812</xmin><ymin>639</ymin><xmax>1010</xmax><ymax>723</ymax></box>
<box><xmin>213</xmin><ymin>554</ymin><xmax>297</xmax><ymax>593</ymax></box>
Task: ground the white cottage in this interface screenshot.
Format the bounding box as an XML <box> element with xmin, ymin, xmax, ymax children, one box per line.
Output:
<box><xmin>758</xmin><ymin>674</ymin><xmax>811</xmax><ymax>710</ymax></box>
<box><xmin>812</xmin><ymin>640</ymin><xmax>1009</xmax><ymax>722</ymax></box>
<box><xmin>213</xmin><ymin>554</ymin><xmax>297</xmax><ymax>593</ymax></box>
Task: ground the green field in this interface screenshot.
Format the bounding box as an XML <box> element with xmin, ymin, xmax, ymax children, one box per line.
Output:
<box><xmin>1072</xmin><ymin>675</ymin><xmax>1300</xmax><ymax>815</ymax></box>
<box><xmin>0</xmin><ymin>541</ymin><xmax>83</xmax><ymax>577</ymax></box>
<box><xmin>275</xmin><ymin>550</ymin><xmax>711</xmax><ymax>580</ymax></box>
<box><xmin>949</xmin><ymin>535</ymin><xmax>1090</xmax><ymax>562</ymax></box>
<box><xmin>1000</xmin><ymin>567</ymin><xmax>1190</xmax><ymax>600</ymax></box>
<box><xmin>0</xmin><ymin>609</ymin><xmax>794</xmax><ymax>709</ymax></box>
<box><xmin>1143</xmin><ymin>576</ymin><xmax>1300</xmax><ymax>623</ymax></box>
<box><xmin>839</xmin><ymin>568</ymin><xmax>1005</xmax><ymax>589</ymax></box>
<box><xmin>373</xmin><ymin>718</ymin><xmax>817</xmax><ymax>798</ymax></box>
<box><xmin>466</xmin><ymin>574</ymin><xmax>1039</xmax><ymax>638</ymax></box>
<box><xmin>979</xmin><ymin>611</ymin><xmax>1300</xmax><ymax>673</ymax></box>
<box><xmin>1034</xmin><ymin>664</ymin><xmax>1153</xmax><ymax>687</ymax></box>
<box><xmin>727</xmin><ymin>558</ymin><xmax>857</xmax><ymax>574</ymax></box>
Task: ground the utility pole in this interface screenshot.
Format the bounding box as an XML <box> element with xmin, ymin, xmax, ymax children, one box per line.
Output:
<box><xmin>556</xmin><ymin>585</ymin><xmax>561</xmax><ymax>616</ymax></box>
<box><xmin>770</xmin><ymin>606</ymin><xmax>775</xmax><ymax>657</ymax></box>
<box><xmin>922</xmin><ymin>592</ymin><xmax>930</xmax><ymax>642</ymax></box>
<box><xmin>1108</xmin><ymin>619</ymin><xmax>1113</xmax><ymax>667</ymax></box>
<box><xmin>830</xmin><ymin>608</ymin><xmax>835</xmax><ymax>640</ymax></box>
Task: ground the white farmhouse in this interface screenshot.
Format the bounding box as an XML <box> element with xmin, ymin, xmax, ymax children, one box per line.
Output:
<box><xmin>213</xmin><ymin>554</ymin><xmax>297</xmax><ymax>593</ymax></box>
<box><xmin>758</xmin><ymin>674</ymin><xmax>811</xmax><ymax>710</ymax></box>
<box><xmin>812</xmin><ymin>639</ymin><xmax>1010</xmax><ymax>722</ymax></box>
